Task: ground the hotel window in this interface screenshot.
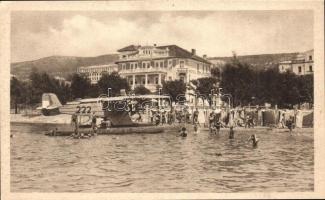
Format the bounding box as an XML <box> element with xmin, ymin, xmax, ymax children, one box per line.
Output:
<box><xmin>155</xmin><ymin>62</ymin><xmax>159</xmax><ymax>68</ymax></box>
<box><xmin>142</xmin><ymin>62</ymin><xmax>146</xmax><ymax>68</ymax></box>
<box><xmin>155</xmin><ymin>77</ymin><xmax>159</xmax><ymax>84</ymax></box>
<box><xmin>309</xmin><ymin>65</ymin><xmax>313</xmax><ymax>72</ymax></box>
<box><xmin>130</xmin><ymin>63</ymin><xmax>133</xmax><ymax>69</ymax></box>
<box><xmin>135</xmin><ymin>63</ymin><xmax>138</xmax><ymax>69</ymax></box>
<box><xmin>160</xmin><ymin>61</ymin><xmax>163</xmax><ymax>68</ymax></box>
<box><xmin>122</xmin><ymin>64</ymin><xmax>126</xmax><ymax>70</ymax></box>
<box><xmin>180</xmin><ymin>60</ymin><xmax>185</xmax><ymax>68</ymax></box>
<box><xmin>298</xmin><ymin>66</ymin><xmax>302</xmax><ymax>73</ymax></box>
<box><xmin>309</xmin><ymin>55</ymin><xmax>312</xmax><ymax>61</ymax></box>
<box><xmin>169</xmin><ymin>60</ymin><xmax>172</xmax><ymax>66</ymax></box>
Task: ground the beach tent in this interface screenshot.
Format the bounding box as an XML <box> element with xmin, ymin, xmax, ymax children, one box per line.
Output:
<box><xmin>262</xmin><ymin>110</ymin><xmax>276</xmax><ymax>126</ymax></box>
<box><xmin>302</xmin><ymin>112</ymin><xmax>313</xmax><ymax>127</ymax></box>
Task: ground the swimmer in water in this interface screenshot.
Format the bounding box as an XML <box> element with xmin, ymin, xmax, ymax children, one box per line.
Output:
<box><xmin>179</xmin><ymin>127</ymin><xmax>188</xmax><ymax>137</ymax></box>
<box><xmin>229</xmin><ymin>126</ymin><xmax>235</xmax><ymax>139</ymax></box>
<box><xmin>248</xmin><ymin>134</ymin><xmax>259</xmax><ymax>147</ymax></box>
<box><xmin>193</xmin><ymin>119</ymin><xmax>201</xmax><ymax>133</ymax></box>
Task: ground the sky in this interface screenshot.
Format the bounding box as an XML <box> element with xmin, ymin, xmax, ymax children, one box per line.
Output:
<box><xmin>11</xmin><ymin>10</ymin><xmax>313</xmax><ymax>63</ymax></box>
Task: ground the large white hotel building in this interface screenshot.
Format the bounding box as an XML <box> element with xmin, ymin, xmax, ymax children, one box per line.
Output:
<box><xmin>78</xmin><ymin>44</ymin><xmax>212</xmax><ymax>92</ymax></box>
<box><xmin>116</xmin><ymin>44</ymin><xmax>212</xmax><ymax>91</ymax></box>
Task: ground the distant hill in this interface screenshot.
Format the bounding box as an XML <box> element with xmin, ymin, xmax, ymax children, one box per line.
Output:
<box><xmin>11</xmin><ymin>52</ymin><xmax>300</xmax><ymax>80</ymax></box>
<box><xmin>208</xmin><ymin>52</ymin><xmax>299</xmax><ymax>70</ymax></box>
<box><xmin>11</xmin><ymin>54</ymin><xmax>119</xmax><ymax>80</ymax></box>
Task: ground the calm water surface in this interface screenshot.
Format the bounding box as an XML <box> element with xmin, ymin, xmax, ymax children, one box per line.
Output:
<box><xmin>11</xmin><ymin>124</ymin><xmax>314</xmax><ymax>192</ymax></box>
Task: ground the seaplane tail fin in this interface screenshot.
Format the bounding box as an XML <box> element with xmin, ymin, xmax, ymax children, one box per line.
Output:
<box><xmin>42</xmin><ymin>93</ymin><xmax>62</xmax><ymax>108</ymax></box>
<box><xmin>41</xmin><ymin>93</ymin><xmax>62</xmax><ymax>116</ymax></box>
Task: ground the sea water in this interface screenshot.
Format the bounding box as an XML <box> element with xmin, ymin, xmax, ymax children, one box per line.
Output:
<box><xmin>10</xmin><ymin>123</ymin><xmax>314</xmax><ymax>192</ymax></box>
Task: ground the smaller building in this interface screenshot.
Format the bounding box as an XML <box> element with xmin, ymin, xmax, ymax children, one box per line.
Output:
<box><xmin>54</xmin><ymin>76</ymin><xmax>71</xmax><ymax>86</ymax></box>
<box><xmin>77</xmin><ymin>64</ymin><xmax>118</xmax><ymax>84</ymax></box>
<box><xmin>279</xmin><ymin>49</ymin><xmax>314</xmax><ymax>75</ymax></box>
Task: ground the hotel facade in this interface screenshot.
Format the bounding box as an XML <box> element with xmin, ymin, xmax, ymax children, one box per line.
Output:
<box><xmin>77</xmin><ymin>64</ymin><xmax>118</xmax><ymax>84</ymax></box>
<box><xmin>278</xmin><ymin>49</ymin><xmax>314</xmax><ymax>75</ymax></box>
<box><xmin>116</xmin><ymin>44</ymin><xmax>212</xmax><ymax>91</ymax></box>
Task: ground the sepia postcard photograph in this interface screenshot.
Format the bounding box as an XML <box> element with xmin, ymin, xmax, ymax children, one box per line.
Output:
<box><xmin>1</xmin><ymin>0</ymin><xmax>325</xmax><ymax>199</ymax></box>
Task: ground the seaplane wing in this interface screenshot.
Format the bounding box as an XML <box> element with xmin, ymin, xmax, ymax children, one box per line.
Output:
<box><xmin>59</xmin><ymin>94</ymin><xmax>171</xmax><ymax>116</ymax></box>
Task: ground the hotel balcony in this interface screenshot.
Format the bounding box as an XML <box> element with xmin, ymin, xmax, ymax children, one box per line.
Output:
<box><xmin>119</xmin><ymin>67</ymin><xmax>169</xmax><ymax>74</ymax></box>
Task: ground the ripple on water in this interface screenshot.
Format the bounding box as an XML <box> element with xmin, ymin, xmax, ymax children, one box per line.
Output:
<box><xmin>10</xmin><ymin>125</ymin><xmax>314</xmax><ymax>192</ymax></box>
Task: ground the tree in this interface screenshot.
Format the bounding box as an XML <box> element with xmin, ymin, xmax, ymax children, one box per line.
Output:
<box><xmin>134</xmin><ymin>85</ymin><xmax>151</xmax><ymax>95</ymax></box>
<box><xmin>194</xmin><ymin>77</ymin><xmax>219</xmax><ymax>105</ymax></box>
<box><xmin>211</xmin><ymin>67</ymin><xmax>221</xmax><ymax>79</ymax></box>
<box><xmin>97</xmin><ymin>72</ymin><xmax>130</xmax><ymax>97</ymax></box>
<box><xmin>296</xmin><ymin>74</ymin><xmax>313</xmax><ymax>105</ymax></box>
<box><xmin>162</xmin><ymin>80</ymin><xmax>186</xmax><ymax>102</ymax></box>
<box><xmin>220</xmin><ymin>62</ymin><xmax>256</xmax><ymax>107</ymax></box>
<box><xmin>256</xmin><ymin>68</ymin><xmax>282</xmax><ymax>106</ymax></box>
<box><xmin>10</xmin><ymin>77</ymin><xmax>23</xmax><ymax>113</ymax></box>
<box><xmin>70</xmin><ymin>73</ymin><xmax>92</xmax><ymax>99</ymax></box>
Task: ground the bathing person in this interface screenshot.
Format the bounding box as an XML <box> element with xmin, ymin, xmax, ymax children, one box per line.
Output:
<box><xmin>215</xmin><ymin>120</ymin><xmax>221</xmax><ymax>134</ymax></box>
<box><xmin>229</xmin><ymin>126</ymin><xmax>234</xmax><ymax>139</ymax></box>
<box><xmin>50</xmin><ymin>128</ymin><xmax>58</xmax><ymax>136</ymax></box>
<box><xmin>92</xmin><ymin>112</ymin><xmax>97</xmax><ymax>130</ymax></box>
<box><xmin>280</xmin><ymin>113</ymin><xmax>286</xmax><ymax>128</ymax></box>
<box><xmin>248</xmin><ymin>115</ymin><xmax>254</xmax><ymax>128</ymax></box>
<box><xmin>193</xmin><ymin>108</ymin><xmax>199</xmax><ymax>124</ymax></box>
<box><xmin>245</xmin><ymin>115</ymin><xmax>250</xmax><ymax>128</ymax></box>
<box><xmin>193</xmin><ymin>120</ymin><xmax>201</xmax><ymax>133</ymax></box>
<box><xmin>287</xmin><ymin>117</ymin><xmax>294</xmax><ymax>133</ymax></box>
<box><xmin>179</xmin><ymin>127</ymin><xmax>188</xmax><ymax>137</ymax></box>
<box><xmin>155</xmin><ymin>112</ymin><xmax>161</xmax><ymax>126</ymax></box>
<box><xmin>248</xmin><ymin>134</ymin><xmax>259</xmax><ymax>147</ymax></box>
<box><xmin>209</xmin><ymin>113</ymin><xmax>215</xmax><ymax>133</ymax></box>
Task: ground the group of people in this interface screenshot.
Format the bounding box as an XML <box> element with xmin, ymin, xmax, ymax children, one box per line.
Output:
<box><xmin>151</xmin><ymin>107</ymin><xmax>197</xmax><ymax>126</ymax></box>
<box><xmin>69</xmin><ymin>112</ymin><xmax>98</xmax><ymax>139</ymax></box>
<box><xmin>178</xmin><ymin>123</ymin><xmax>259</xmax><ymax>147</ymax></box>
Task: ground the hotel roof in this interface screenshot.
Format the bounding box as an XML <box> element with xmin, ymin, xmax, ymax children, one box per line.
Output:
<box><xmin>117</xmin><ymin>44</ymin><xmax>211</xmax><ymax>64</ymax></box>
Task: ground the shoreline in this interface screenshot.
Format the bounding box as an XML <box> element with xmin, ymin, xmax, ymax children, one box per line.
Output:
<box><xmin>10</xmin><ymin>114</ymin><xmax>313</xmax><ymax>134</ymax></box>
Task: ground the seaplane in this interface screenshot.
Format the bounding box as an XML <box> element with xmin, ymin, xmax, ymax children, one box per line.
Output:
<box><xmin>40</xmin><ymin>90</ymin><xmax>180</xmax><ymax>136</ymax></box>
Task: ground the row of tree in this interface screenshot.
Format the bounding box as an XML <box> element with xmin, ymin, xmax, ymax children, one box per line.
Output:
<box><xmin>219</xmin><ymin>61</ymin><xmax>313</xmax><ymax>108</ymax></box>
<box><xmin>11</xmin><ymin>59</ymin><xmax>313</xmax><ymax>111</ymax></box>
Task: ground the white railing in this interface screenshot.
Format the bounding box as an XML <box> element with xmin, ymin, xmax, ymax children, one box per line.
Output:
<box><xmin>119</xmin><ymin>67</ymin><xmax>169</xmax><ymax>74</ymax></box>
